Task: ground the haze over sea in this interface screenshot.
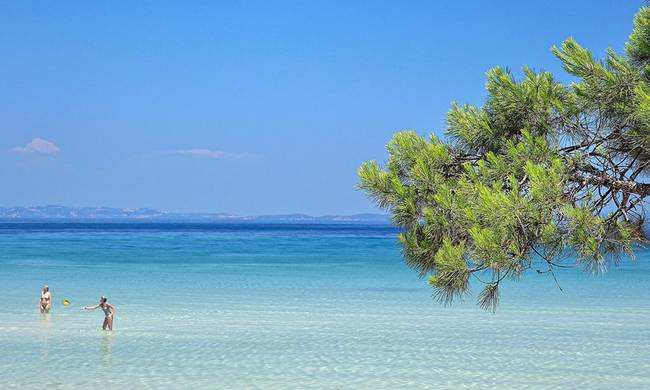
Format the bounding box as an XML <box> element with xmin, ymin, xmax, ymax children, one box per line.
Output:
<box><xmin>1</xmin><ymin>222</ymin><xmax>649</xmax><ymax>389</ymax></box>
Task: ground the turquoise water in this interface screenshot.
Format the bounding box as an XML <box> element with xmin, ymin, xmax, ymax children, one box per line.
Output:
<box><xmin>1</xmin><ymin>223</ymin><xmax>649</xmax><ymax>389</ymax></box>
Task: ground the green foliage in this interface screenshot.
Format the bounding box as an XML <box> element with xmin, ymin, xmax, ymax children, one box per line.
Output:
<box><xmin>563</xmin><ymin>205</ymin><xmax>606</xmax><ymax>273</ymax></box>
<box><xmin>627</xmin><ymin>7</ymin><xmax>650</xmax><ymax>69</ymax></box>
<box><xmin>448</xmin><ymin>67</ymin><xmax>569</xmax><ymax>155</ymax></box>
<box><xmin>359</xmin><ymin>7</ymin><xmax>650</xmax><ymax>310</ymax></box>
<box><xmin>428</xmin><ymin>239</ymin><xmax>469</xmax><ymax>305</ymax></box>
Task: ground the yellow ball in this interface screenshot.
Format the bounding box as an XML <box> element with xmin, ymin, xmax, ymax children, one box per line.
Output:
<box><xmin>63</xmin><ymin>300</ymin><xmax>70</xmax><ymax>306</ymax></box>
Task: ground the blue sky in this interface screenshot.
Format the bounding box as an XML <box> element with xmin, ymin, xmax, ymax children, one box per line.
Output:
<box><xmin>0</xmin><ymin>1</ymin><xmax>642</xmax><ymax>215</ymax></box>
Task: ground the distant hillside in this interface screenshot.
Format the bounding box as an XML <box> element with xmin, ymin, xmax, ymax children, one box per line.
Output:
<box><xmin>0</xmin><ymin>205</ymin><xmax>390</xmax><ymax>223</ymax></box>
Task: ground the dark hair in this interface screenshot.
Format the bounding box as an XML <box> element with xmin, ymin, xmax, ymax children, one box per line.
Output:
<box><xmin>100</xmin><ymin>296</ymin><xmax>108</xmax><ymax>303</ymax></box>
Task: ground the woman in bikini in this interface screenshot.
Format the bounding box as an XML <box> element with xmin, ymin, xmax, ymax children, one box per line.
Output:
<box><xmin>39</xmin><ymin>285</ymin><xmax>51</xmax><ymax>313</ymax></box>
<box><xmin>83</xmin><ymin>296</ymin><xmax>116</xmax><ymax>330</ymax></box>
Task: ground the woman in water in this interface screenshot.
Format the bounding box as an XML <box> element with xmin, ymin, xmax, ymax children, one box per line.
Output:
<box><xmin>39</xmin><ymin>285</ymin><xmax>51</xmax><ymax>313</ymax></box>
<box><xmin>83</xmin><ymin>296</ymin><xmax>116</xmax><ymax>330</ymax></box>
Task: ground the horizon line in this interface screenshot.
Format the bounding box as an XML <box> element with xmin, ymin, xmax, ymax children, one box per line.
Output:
<box><xmin>0</xmin><ymin>204</ymin><xmax>388</xmax><ymax>219</ymax></box>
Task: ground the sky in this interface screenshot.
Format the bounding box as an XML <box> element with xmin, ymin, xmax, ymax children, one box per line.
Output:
<box><xmin>0</xmin><ymin>1</ymin><xmax>643</xmax><ymax>215</ymax></box>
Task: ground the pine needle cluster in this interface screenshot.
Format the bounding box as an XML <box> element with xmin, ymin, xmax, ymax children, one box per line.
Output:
<box><xmin>359</xmin><ymin>7</ymin><xmax>650</xmax><ymax>310</ymax></box>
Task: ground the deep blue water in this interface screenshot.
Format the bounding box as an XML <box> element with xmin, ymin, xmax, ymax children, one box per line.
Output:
<box><xmin>0</xmin><ymin>223</ymin><xmax>649</xmax><ymax>389</ymax></box>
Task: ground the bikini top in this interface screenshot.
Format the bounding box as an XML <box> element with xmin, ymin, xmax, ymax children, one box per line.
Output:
<box><xmin>101</xmin><ymin>305</ymin><xmax>114</xmax><ymax>316</ymax></box>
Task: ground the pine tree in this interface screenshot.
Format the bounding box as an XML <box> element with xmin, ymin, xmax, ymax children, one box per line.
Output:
<box><xmin>359</xmin><ymin>7</ymin><xmax>650</xmax><ymax>311</ymax></box>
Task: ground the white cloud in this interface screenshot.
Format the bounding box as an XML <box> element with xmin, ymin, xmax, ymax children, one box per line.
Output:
<box><xmin>175</xmin><ymin>148</ymin><xmax>249</xmax><ymax>159</ymax></box>
<box><xmin>13</xmin><ymin>138</ymin><xmax>60</xmax><ymax>155</ymax></box>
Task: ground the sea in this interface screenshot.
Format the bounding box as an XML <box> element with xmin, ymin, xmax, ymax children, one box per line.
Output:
<box><xmin>0</xmin><ymin>223</ymin><xmax>648</xmax><ymax>389</ymax></box>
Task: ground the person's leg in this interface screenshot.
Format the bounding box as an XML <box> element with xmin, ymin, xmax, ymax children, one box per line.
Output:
<box><xmin>102</xmin><ymin>317</ymin><xmax>109</xmax><ymax>330</ymax></box>
<box><xmin>106</xmin><ymin>316</ymin><xmax>113</xmax><ymax>331</ymax></box>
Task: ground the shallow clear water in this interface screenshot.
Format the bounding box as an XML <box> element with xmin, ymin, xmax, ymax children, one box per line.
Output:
<box><xmin>0</xmin><ymin>223</ymin><xmax>649</xmax><ymax>389</ymax></box>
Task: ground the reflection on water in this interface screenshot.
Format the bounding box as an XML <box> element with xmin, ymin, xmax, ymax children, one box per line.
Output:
<box><xmin>39</xmin><ymin>312</ymin><xmax>51</xmax><ymax>358</ymax></box>
<box><xmin>101</xmin><ymin>333</ymin><xmax>113</xmax><ymax>366</ymax></box>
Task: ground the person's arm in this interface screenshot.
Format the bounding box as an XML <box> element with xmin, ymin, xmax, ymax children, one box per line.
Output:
<box><xmin>107</xmin><ymin>303</ymin><xmax>116</xmax><ymax>314</ymax></box>
<box><xmin>83</xmin><ymin>304</ymin><xmax>100</xmax><ymax>310</ymax></box>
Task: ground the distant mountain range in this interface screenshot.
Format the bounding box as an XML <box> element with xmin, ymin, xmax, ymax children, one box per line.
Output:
<box><xmin>0</xmin><ymin>205</ymin><xmax>390</xmax><ymax>223</ymax></box>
